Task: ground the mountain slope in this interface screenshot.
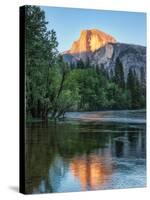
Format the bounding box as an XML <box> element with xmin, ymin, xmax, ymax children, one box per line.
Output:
<box><xmin>62</xmin><ymin>29</ymin><xmax>146</xmax><ymax>84</ymax></box>
<box><xmin>91</xmin><ymin>43</ymin><xmax>146</xmax><ymax>83</ymax></box>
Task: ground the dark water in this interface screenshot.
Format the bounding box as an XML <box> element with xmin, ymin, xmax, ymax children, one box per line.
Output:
<box><xmin>25</xmin><ymin>110</ymin><xmax>146</xmax><ymax>194</ymax></box>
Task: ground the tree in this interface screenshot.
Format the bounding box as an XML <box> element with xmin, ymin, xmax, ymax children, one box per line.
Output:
<box><xmin>25</xmin><ymin>6</ymin><xmax>59</xmax><ymax>119</ymax></box>
<box><xmin>48</xmin><ymin>56</ymin><xmax>80</xmax><ymax>119</ymax></box>
<box><xmin>114</xmin><ymin>58</ymin><xmax>125</xmax><ymax>89</ymax></box>
<box><xmin>76</xmin><ymin>59</ymin><xmax>85</xmax><ymax>69</ymax></box>
<box><xmin>25</xmin><ymin>6</ymin><xmax>83</xmax><ymax>121</ymax></box>
<box><xmin>127</xmin><ymin>69</ymin><xmax>144</xmax><ymax>108</ymax></box>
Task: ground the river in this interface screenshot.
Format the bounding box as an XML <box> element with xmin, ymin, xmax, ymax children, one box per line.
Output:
<box><xmin>25</xmin><ymin>110</ymin><xmax>146</xmax><ymax>194</ymax></box>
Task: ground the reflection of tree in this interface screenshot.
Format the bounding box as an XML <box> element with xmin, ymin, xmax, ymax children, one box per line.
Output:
<box><xmin>25</xmin><ymin>122</ymin><xmax>109</xmax><ymax>193</ymax></box>
<box><xmin>112</xmin><ymin>125</ymin><xmax>146</xmax><ymax>158</ymax></box>
<box><xmin>25</xmin><ymin>123</ymin><xmax>56</xmax><ymax>193</ymax></box>
<box><xmin>25</xmin><ymin>121</ymin><xmax>146</xmax><ymax>193</ymax></box>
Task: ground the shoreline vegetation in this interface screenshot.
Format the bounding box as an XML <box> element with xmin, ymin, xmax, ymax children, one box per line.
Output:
<box><xmin>26</xmin><ymin>109</ymin><xmax>146</xmax><ymax>123</ymax></box>
<box><xmin>25</xmin><ymin>6</ymin><xmax>146</xmax><ymax>122</ymax></box>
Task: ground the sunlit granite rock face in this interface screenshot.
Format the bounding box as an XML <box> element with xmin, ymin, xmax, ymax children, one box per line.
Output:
<box><xmin>63</xmin><ymin>29</ymin><xmax>146</xmax><ymax>84</ymax></box>
<box><xmin>66</xmin><ymin>29</ymin><xmax>116</xmax><ymax>54</ymax></box>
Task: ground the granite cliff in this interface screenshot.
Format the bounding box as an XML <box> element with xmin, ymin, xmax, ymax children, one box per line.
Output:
<box><xmin>63</xmin><ymin>29</ymin><xmax>146</xmax><ymax>84</ymax></box>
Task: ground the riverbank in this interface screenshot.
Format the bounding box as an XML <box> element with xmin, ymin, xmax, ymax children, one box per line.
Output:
<box><xmin>26</xmin><ymin>109</ymin><xmax>146</xmax><ymax>124</ymax></box>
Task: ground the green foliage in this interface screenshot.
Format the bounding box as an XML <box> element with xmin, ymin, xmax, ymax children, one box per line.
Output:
<box><xmin>25</xmin><ymin>6</ymin><xmax>58</xmax><ymax>119</ymax></box>
<box><xmin>67</xmin><ymin>59</ymin><xmax>145</xmax><ymax>111</ymax></box>
<box><xmin>127</xmin><ymin>69</ymin><xmax>145</xmax><ymax>108</ymax></box>
<box><xmin>25</xmin><ymin>6</ymin><xmax>79</xmax><ymax>120</ymax></box>
<box><xmin>105</xmin><ymin>82</ymin><xmax>131</xmax><ymax>109</ymax></box>
<box><xmin>25</xmin><ymin>6</ymin><xmax>146</xmax><ymax>121</ymax></box>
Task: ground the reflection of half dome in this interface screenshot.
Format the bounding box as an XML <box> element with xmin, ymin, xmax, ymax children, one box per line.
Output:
<box><xmin>70</xmin><ymin>155</ymin><xmax>112</xmax><ymax>190</ymax></box>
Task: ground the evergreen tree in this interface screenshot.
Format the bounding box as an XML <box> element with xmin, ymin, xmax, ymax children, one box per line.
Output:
<box><xmin>76</xmin><ymin>59</ymin><xmax>85</xmax><ymax>69</ymax></box>
<box><xmin>127</xmin><ymin>69</ymin><xmax>143</xmax><ymax>108</ymax></box>
<box><xmin>85</xmin><ymin>56</ymin><xmax>90</xmax><ymax>68</ymax></box>
<box><xmin>127</xmin><ymin>68</ymin><xmax>134</xmax><ymax>90</ymax></box>
<box><xmin>114</xmin><ymin>58</ymin><xmax>125</xmax><ymax>89</ymax></box>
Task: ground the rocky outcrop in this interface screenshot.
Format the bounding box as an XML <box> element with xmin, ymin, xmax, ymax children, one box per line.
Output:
<box><xmin>91</xmin><ymin>43</ymin><xmax>146</xmax><ymax>83</ymax></box>
<box><xmin>63</xmin><ymin>29</ymin><xmax>146</xmax><ymax>84</ymax></box>
<box><xmin>65</xmin><ymin>29</ymin><xmax>116</xmax><ymax>54</ymax></box>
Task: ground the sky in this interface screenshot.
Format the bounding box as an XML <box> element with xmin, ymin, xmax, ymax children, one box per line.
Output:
<box><xmin>41</xmin><ymin>6</ymin><xmax>146</xmax><ymax>52</ymax></box>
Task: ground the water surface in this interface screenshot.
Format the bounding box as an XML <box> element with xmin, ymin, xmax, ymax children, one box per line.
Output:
<box><xmin>25</xmin><ymin>110</ymin><xmax>146</xmax><ymax>194</ymax></box>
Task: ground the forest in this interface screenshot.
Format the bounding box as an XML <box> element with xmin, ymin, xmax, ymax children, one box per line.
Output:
<box><xmin>25</xmin><ymin>6</ymin><xmax>146</xmax><ymax>121</ymax></box>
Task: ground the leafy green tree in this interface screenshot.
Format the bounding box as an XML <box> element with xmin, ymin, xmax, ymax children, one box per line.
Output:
<box><xmin>49</xmin><ymin>56</ymin><xmax>80</xmax><ymax>119</ymax></box>
<box><xmin>25</xmin><ymin>6</ymin><xmax>59</xmax><ymax>119</ymax></box>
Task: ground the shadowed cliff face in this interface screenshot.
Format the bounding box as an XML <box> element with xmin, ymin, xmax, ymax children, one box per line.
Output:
<box><xmin>66</xmin><ymin>29</ymin><xmax>116</xmax><ymax>54</ymax></box>
<box><xmin>92</xmin><ymin>43</ymin><xmax>146</xmax><ymax>83</ymax></box>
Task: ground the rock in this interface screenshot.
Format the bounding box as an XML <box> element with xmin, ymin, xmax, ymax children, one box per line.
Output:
<box><xmin>91</xmin><ymin>43</ymin><xmax>146</xmax><ymax>83</ymax></box>
<box><xmin>63</xmin><ymin>29</ymin><xmax>116</xmax><ymax>58</ymax></box>
<box><xmin>62</xmin><ymin>29</ymin><xmax>146</xmax><ymax>84</ymax></box>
